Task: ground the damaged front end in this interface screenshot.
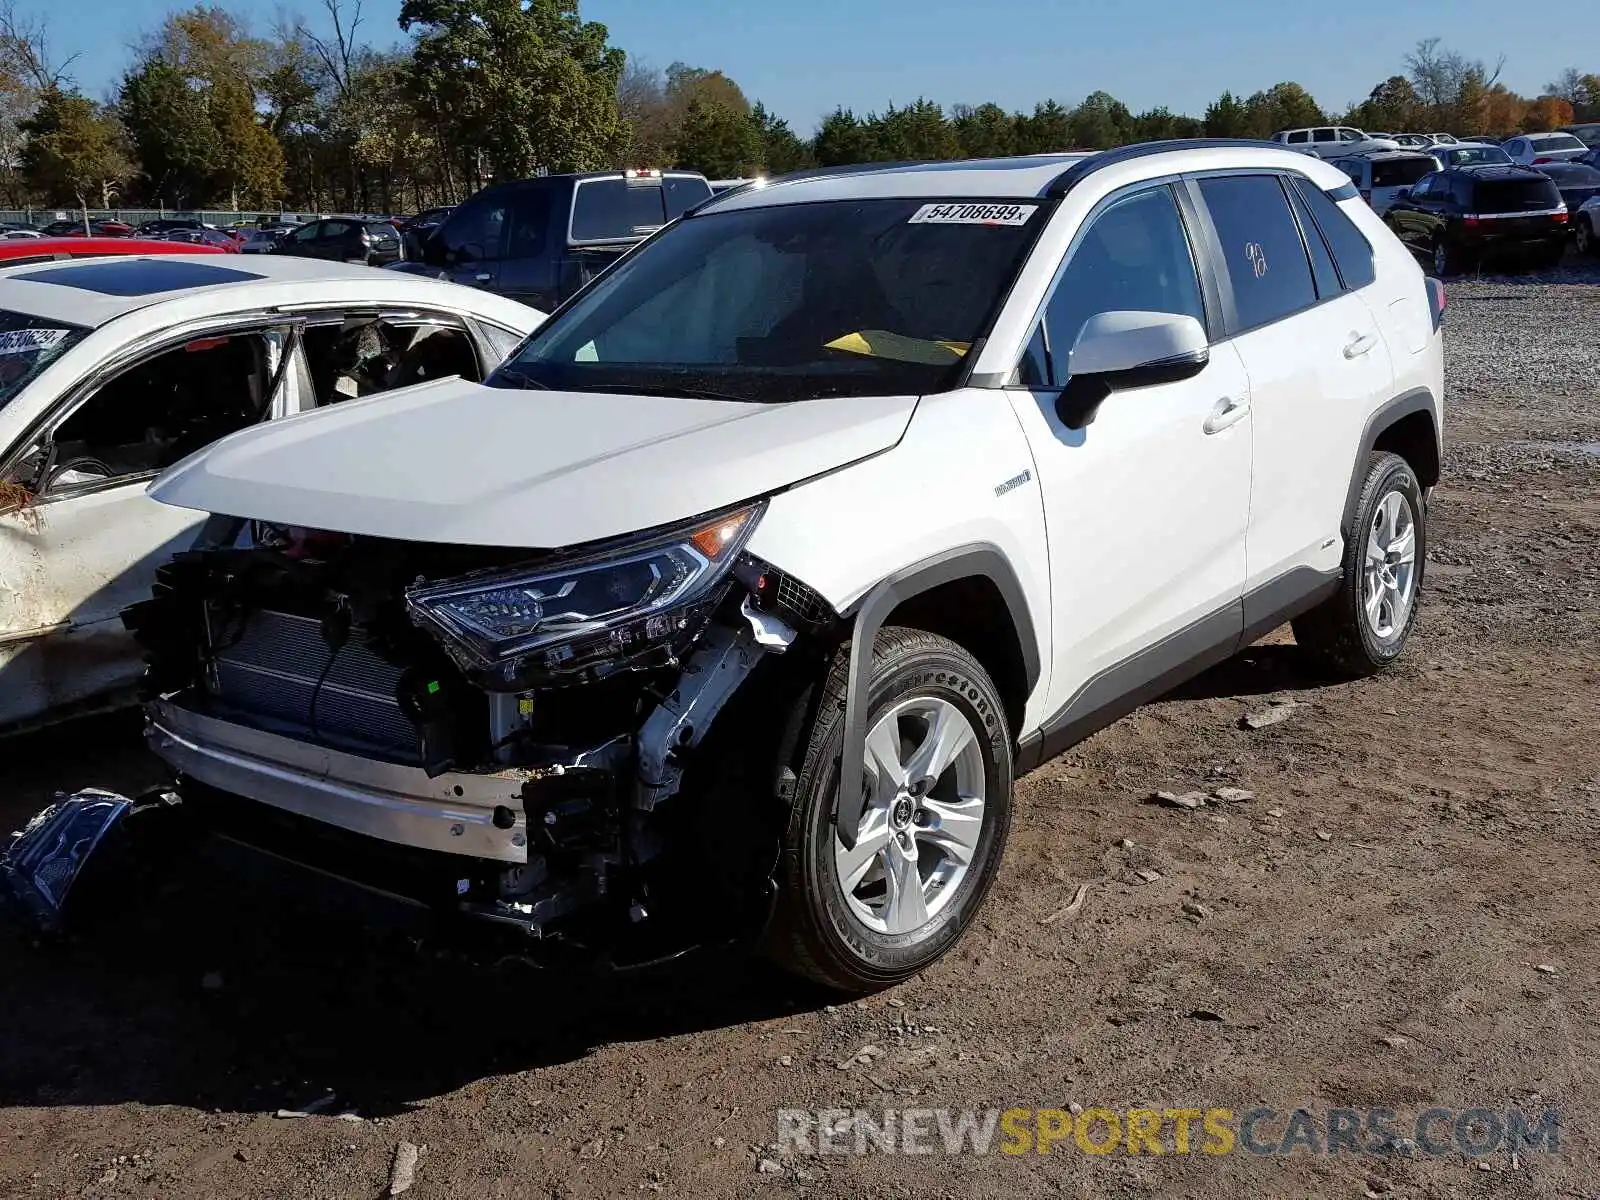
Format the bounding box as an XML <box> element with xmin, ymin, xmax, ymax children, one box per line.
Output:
<box><xmin>116</xmin><ymin>504</ymin><xmax>837</xmax><ymax>961</ymax></box>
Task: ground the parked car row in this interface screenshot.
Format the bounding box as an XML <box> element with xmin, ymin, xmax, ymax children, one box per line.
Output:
<box><xmin>0</xmin><ymin>141</ymin><xmax>1445</xmax><ymax>995</ymax></box>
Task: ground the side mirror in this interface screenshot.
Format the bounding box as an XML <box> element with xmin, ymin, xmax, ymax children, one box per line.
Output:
<box><xmin>1056</xmin><ymin>310</ymin><xmax>1209</xmax><ymax>430</ymax></box>
<box><xmin>1395</xmin><ymin>188</ymin><xmax>1411</xmax><ymax>200</ymax></box>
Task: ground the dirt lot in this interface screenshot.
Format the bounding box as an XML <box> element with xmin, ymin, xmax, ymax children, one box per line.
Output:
<box><xmin>4</xmin><ymin>264</ymin><xmax>1600</xmax><ymax>1199</ymax></box>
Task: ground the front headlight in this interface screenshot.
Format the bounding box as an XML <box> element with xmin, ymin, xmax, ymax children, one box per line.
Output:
<box><xmin>406</xmin><ymin>503</ymin><xmax>763</xmax><ymax>681</ymax></box>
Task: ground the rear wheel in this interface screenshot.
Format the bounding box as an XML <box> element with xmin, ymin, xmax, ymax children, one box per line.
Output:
<box><xmin>1576</xmin><ymin>218</ymin><xmax>1596</xmax><ymax>257</ymax></box>
<box><xmin>1432</xmin><ymin>236</ymin><xmax>1470</xmax><ymax>277</ymax></box>
<box><xmin>765</xmin><ymin>628</ymin><xmax>1013</xmax><ymax>993</ymax></box>
<box><xmin>1294</xmin><ymin>452</ymin><xmax>1426</xmax><ymax>678</ymax></box>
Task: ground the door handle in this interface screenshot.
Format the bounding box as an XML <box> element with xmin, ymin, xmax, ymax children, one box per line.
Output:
<box><xmin>474</xmin><ymin>272</ymin><xmax>493</xmax><ymax>283</ymax></box>
<box><xmin>1203</xmin><ymin>396</ymin><xmax>1250</xmax><ymax>435</ymax></box>
<box><xmin>1343</xmin><ymin>332</ymin><xmax>1377</xmax><ymax>359</ymax></box>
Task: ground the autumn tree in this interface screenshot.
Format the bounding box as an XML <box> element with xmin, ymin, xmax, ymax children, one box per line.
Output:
<box><xmin>1522</xmin><ymin>95</ymin><xmax>1574</xmax><ymax>132</ymax></box>
<box><xmin>1347</xmin><ymin>76</ymin><xmax>1419</xmax><ymax>132</ymax></box>
<box><xmin>403</xmin><ymin>0</ymin><xmax>627</xmax><ymax>182</ymax></box>
<box><xmin>119</xmin><ymin>60</ymin><xmax>218</xmax><ymax>205</ymax></box>
<box><xmin>751</xmin><ymin>102</ymin><xmax>811</xmax><ymax>174</ymax></box>
<box><xmin>19</xmin><ymin>86</ymin><xmax>132</xmax><ymax>218</ymax></box>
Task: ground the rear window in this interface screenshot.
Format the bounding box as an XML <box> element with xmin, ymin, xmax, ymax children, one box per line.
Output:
<box><xmin>364</xmin><ymin>222</ymin><xmax>399</xmax><ymax>243</ymax></box>
<box><xmin>0</xmin><ymin>310</ymin><xmax>89</xmax><ymax>416</ymax></box>
<box><xmin>1472</xmin><ymin>177</ymin><xmax>1562</xmax><ymax>213</ymax></box>
<box><xmin>570</xmin><ymin>176</ymin><xmax>710</xmax><ymax>244</ymax></box>
<box><xmin>1533</xmin><ymin>134</ymin><xmax>1585</xmax><ymax>152</ymax></box>
<box><xmin>1372</xmin><ymin>159</ymin><xmax>1435</xmax><ymax>188</ymax></box>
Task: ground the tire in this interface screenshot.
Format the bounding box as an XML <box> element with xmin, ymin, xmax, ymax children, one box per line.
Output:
<box><xmin>1293</xmin><ymin>451</ymin><xmax>1426</xmax><ymax>678</ymax></box>
<box><xmin>764</xmin><ymin>627</ymin><xmax>1013</xmax><ymax>993</ymax></box>
<box><xmin>1431</xmin><ymin>236</ymin><xmax>1470</xmax><ymax>277</ymax></box>
<box><xmin>1576</xmin><ymin>218</ymin><xmax>1598</xmax><ymax>258</ymax></box>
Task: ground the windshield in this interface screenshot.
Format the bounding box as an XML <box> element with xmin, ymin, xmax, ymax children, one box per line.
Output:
<box><xmin>494</xmin><ymin>198</ymin><xmax>1046</xmax><ymax>403</ymax></box>
<box><xmin>0</xmin><ymin>310</ymin><xmax>89</xmax><ymax>414</ymax></box>
<box><xmin>1444</xmin><ymin>146</ymin><xmax>1511</xmax><ymax>167</ymax></box>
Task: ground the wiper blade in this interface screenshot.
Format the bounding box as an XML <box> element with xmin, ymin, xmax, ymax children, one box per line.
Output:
<box><xmin>486</xmin><ymin>365</ymin><xmax>549</xmax><ymax>390</ymax></box>
<box><xmin>568</xmin><ymin>382</ymin><xmax>752</xmax><ymax>403</ymax></box>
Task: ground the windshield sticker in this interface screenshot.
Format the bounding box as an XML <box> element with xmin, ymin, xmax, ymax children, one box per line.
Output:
<box><xmin>0</xmin><ymin>327</ymin><xmax>68</xmax><ymax>356</ymax></box>
<box><xmin>908</xmin><ymin>203</ymin><xmax>1037</xmax><ymax>227</ymax></box>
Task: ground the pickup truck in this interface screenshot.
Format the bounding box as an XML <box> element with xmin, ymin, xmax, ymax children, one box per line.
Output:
<box><xmin>392</xmin><ymin>170</ymin><xmax>713</xmax><ymax>310</ymax></box>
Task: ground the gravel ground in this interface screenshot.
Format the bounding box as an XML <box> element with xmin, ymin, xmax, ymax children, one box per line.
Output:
<box><xmin>2</xmin><ymin>256</ymin><xmax>1600</xmax><ymax>1199</ymax></box>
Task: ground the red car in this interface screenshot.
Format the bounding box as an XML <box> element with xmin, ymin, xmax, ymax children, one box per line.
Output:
<box><xmin>0</xmin><ymin>237</ymin><xmax>225</xmax><ymax>264</ymax></box>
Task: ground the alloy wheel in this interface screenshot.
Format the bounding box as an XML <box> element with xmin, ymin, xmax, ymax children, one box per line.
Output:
<box><xmin>834</xmin><ymin>697</ymin><xmax>987</xmax><ymax>938</ymax></box>
<box><xmin>1432</xmin><ymin>239</ymin><xmax>1448</xmax><ymax>275</ymax></box>
<box><xmin>1363</xmin><ymin>490</ymin><xmax>1418</xmax><ymax>640</ymax></box>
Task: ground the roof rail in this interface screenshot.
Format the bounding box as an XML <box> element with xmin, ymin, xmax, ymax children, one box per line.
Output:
<box><xmin>688</xmin><ymin>160</ymin><xmax>935</xmax><ymax>216</ymax></box>
<box><xmin>1044</xmin><ymin>138</ymin><xmax>1291</xmax><ymax>196</ymax></box>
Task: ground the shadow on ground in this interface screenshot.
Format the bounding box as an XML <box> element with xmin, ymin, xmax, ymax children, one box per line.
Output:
<box><xmin>0</xmin><ymin>639</ymin><xmax>1332</xmax><ymax>1121</ymax></box>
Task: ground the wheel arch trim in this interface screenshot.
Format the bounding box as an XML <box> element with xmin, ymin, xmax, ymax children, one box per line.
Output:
<box><xmin>834</xmin><ymin>544</ymin><xmax>1039</xmax><ymax>851</ymax></box>
<box><xmin>1343</xmin><ymin>387</ymin><xmax>1441</xmax><ymax>541</ymax></box>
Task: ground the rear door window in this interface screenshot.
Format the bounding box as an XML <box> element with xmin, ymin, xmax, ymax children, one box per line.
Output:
<box><xmin>1196</xmin><ymin>174</ymin><xmax>1316</xmax><ymax>331</ymax></box>
<box><xmin>1284</xmin><ymin>181</ymin><xmax>1341</xmax><ymax>299</ymax></box>
<box><xmin>507</xmin><ymin>189</ymin><xmax>551</xmax><ymax>259</ymax></box>
<box><xmin>1372</xmin><ymin>159</ymin><xmax>1435</xmax><ymax>188</ymax></box>
<box><xmin>1286</xmin><ymin>131</ymin><xmax>1309</xmax><ymax>145</ymax></box>
<box><xmin>570</xmin><ymin>178</ymin><xmax>670</xmax><ymax>243</ymax></box>
<box><xmin>1291</xmin><ymin>178</ymin><xmax>1377</xmax><ymax>291</ymax></box>
<box><xmin>301</xmin><ymin>315</ymin><xmax>483</xmax><ymax>405</ymax></box>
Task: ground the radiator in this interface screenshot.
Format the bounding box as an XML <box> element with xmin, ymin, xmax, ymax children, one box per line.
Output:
<box><xmin>205</xmin><ymin>609</ymin><xmax>419</xmax><ymax>756</ymax></box>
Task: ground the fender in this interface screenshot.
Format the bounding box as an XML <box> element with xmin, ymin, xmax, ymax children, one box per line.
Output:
<box><xmin>1341</xmin><ymin>387</ymin><xmax>1440</xmax><ymax>540</ymax></box>
<box><xmin>834</xmin><ymin>544</ymin><xmax>1039</xmax><ymax>851</ymax></box>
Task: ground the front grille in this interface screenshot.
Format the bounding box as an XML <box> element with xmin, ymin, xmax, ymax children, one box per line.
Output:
<box><xmin>206</xmin><ymin>609</ymin><xmax>419</xmax><ymax>756</ymax></box>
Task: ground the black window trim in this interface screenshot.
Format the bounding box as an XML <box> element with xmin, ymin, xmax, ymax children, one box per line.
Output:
<box><xmin>1007</xmin><ymin>174</ymin><xmax>1219</xmax><ymax>390</ymax></box>
<box><xmin>1181</xmin><ymin>167</ymin><xmax>1368</xmax><ymax>339</ymax></box>
<box><xmin>1288</xmin><ymin>176</ymin><xmax>1374</xmax><ymax>295</ymax></box>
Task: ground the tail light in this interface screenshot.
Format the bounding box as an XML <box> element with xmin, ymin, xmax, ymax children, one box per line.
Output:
<box><xmin>1532</xmin><ymin>156</ymin><xmax>1552</xmax><ymax>164</ymax></box>
<box><xmin>1462</xmin><ymin>217</ymin><xmax>1480</xmax><ymax>229</ymax></box>
<box><xmin>1426</xmin><ymin>276</ymin><xmax>1446</xmax><ymax>331</ymax></box>
<box><xmin>1553</xmin><ymin>210</ymin><xmax>1569</xmax><ymax>223</ymax></box>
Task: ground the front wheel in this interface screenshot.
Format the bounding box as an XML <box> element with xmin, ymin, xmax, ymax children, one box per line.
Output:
<box><xmin>765</xmin><ymin>628</ymin><xmax>1013</xmax><ymax>993</ymax></box>
<box><xmin>1575</xmin><ymin>218</ymin><xmax>1597</xmax><ymax>258</ymax></box>
<box><xmin>1294</xmin><ymin>452</ymin><xmax>1426</xmax><ymax>678</ymax></box>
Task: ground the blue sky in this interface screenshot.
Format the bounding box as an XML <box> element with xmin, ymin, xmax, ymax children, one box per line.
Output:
<box><xmin>60</xmin><ymin>0</ymin><xmax>1578</xmax><ymax>133</ymax></box>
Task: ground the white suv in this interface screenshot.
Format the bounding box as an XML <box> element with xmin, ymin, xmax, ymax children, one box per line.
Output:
<box><xmin>1273</xmin><ymin>126</ymin><xmax>1401</xmax><ymax>159</ymax></box>
<box><xmin>9</xmin><ymin>142</ymin><xmax>1444</xmax><ymax>992</ymax></box>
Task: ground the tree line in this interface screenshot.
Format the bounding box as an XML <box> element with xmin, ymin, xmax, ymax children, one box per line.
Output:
<box><xmin>3</xmin><ymin>0</ymin><xmax>1597</xmax><ymax>218</ymax></box>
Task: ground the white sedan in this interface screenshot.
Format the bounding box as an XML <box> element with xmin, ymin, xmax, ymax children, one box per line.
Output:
<box><xmin>0</xmin><ymin>254</ymin><xmax>541</xmax><ymax>731</ymax></box>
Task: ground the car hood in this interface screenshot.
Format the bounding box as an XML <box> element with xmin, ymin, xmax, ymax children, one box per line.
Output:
<box><xmin>149</xmin><ymin>378</ymin><xmax>919</xmax><ymax>548</ymax></box>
